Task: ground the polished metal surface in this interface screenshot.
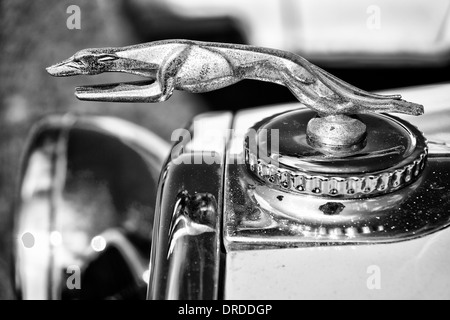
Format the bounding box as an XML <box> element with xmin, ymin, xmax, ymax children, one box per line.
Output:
<box><xmin>148</xmin><ymin>112</ymin><xmax>232</xmax><ymax>300</ymax></box>
<box><xmin>14</xmin><ymin>114</ymin><xmax>169</xmax><ymax>300</ymax></box>
<box><xmin>224</xmin><ymin>103</ymin><xmax>450</xmax><ymax>250</ymax></box>
<box><xmin>245</xmin><ymin>109</ymin><xmax>428</xmax><ymax>198</ymax></box>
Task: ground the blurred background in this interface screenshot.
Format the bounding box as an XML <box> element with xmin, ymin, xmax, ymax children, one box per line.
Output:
<box><xmin>1</xmin><ymin>0</ymin><xmax>450</xmax><ymax>299</ymax></box>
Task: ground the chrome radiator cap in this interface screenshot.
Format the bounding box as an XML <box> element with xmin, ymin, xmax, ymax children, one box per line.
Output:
<box><xmin>245</xmin><ymin>109</ymin><xmax>428</xmax><ymax>198</ymax></box>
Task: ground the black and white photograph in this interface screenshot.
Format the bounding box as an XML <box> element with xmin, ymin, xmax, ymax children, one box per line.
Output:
<box><xmin>1</xmin><ymin>0</ymin><xmax>450</xmax><ymax>304</ymax></box>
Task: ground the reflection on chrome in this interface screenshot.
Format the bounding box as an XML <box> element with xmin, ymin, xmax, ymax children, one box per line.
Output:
<box><xmin>167</xmin><ymin>191</ymin><xmax>216</xmax><ymax>258</ymax></box>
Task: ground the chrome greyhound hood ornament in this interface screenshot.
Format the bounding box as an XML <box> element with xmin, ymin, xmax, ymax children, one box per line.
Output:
<box><xmin>46</xmin><ymin>40</ymin><xmax>423</xmax><ymax>114</ymax></box>
<box><xmin>47</xmin><ymin>39</ymin><xmax>424</xmax><ymax>150</ymax></box>
<box><xmin>46</xmin><ymin>38</ymin><xmax>429</xmax><ymax>202</ymax></box>
<box><xmin>46</xmin><ymin>39</ymin><xmax>433</xmax><ymax>244</ymax></box>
